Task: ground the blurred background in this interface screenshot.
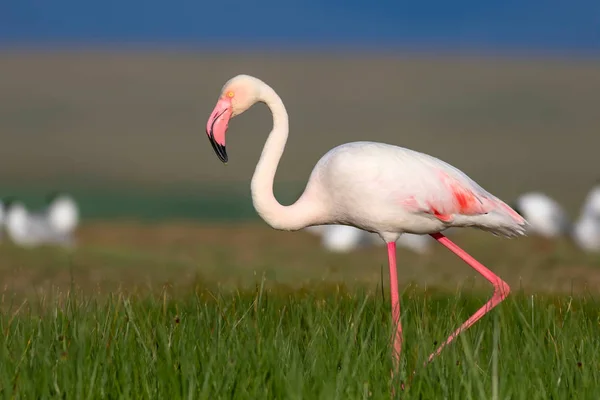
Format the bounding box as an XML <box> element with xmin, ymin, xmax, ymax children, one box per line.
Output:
<box><xmin>0</xmin><ymin>0</ymin><xmax>599</xmax><ymax>294</ymax></box>
<box><xmin>1</xmin><ymin>0</ymin><xmax>599</xmax><ymax>217</ymax></box>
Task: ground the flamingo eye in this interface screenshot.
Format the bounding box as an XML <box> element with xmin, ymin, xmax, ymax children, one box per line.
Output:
<box><xmin>226</xmin><ymin>91</ymin><xmax>235</xmax><ymax>98</ymax></box>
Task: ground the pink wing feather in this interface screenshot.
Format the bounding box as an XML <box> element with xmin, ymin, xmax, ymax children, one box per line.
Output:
<box><xmin>402</xmin><ymin>156</ymin><xmax>524</xmax><ymax>226</ymax></box>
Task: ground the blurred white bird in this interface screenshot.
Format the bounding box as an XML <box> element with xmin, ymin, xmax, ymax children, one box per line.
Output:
<box><xmin>511</xmin><ymin>192</ymin><xmax>571</xmax><ymax>238</ymax></box>
<box><xmin>305</xmin><ymin>224</ymin><xmax>433</xmax><ymax>254</ymax></box>
<box><xmin>579</xmin><ymin>181</ymin><xmax>600</xmax><ymax>219</ymax></box>
<box><xmin>320</xmin><ymin>225</ymin><xmax>375</xmax><ymax>253</ymax></box>
<box><xmin>395</xmin><ymin>231</ymin><xmax>434</xmax><ymax>254</ymax></box>
<box><xmin>0</xmin><ymin>199</ymin><xmax>5</xmax><ymax>241</ymax></box>
<box><xmin>3</xmin><ymin>193</ymin><xmax>79</xmax><ymax>248</ymax></box>
<box><xmin>511</xmin><ymin>187</ymin><xmax>600</xmax><ymax>253</ymax></box>
<box><xmin>4</xmin><ymin>199</ymin><xmax>59</xmax><ymax>247</ymax></box>
<box><xmin>572</xmin><ymin>182</ymin><xmax>600</xmax><ymax>252</ymax></box>
<box><xmin>45</xmin><ymin>192</ymin><xmax>80</xmax><ymax>237</ymax></box>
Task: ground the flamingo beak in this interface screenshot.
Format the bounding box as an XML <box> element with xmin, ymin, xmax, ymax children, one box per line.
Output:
<box><xmin>206</xmin><ymin>98</ymin><xmax>233</xmax><ymax>163</ymax></box>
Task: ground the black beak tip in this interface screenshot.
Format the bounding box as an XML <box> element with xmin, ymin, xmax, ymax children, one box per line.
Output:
<box><xmin>207</xmin><ymin>133</ymin><xmax>228</xmax><ymax>163</ymax></box>
<box><xmin>214</xmin><ymin>142</ymin><xmax>228</xmax><ymax>163</ymax></box>
<box><xmin>219</xmin><ymin>149</ymin><xmax>228</xmax><ymax>163</ymax></box>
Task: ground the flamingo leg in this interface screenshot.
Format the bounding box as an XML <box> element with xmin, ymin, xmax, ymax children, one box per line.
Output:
<box><xmin>426</xmin><ymin>232</ymin><xmax>510</xmax><ymax>364</ymax></box>
<box><xmin>387</xmin><ymin>242</ymin><xmax>403</xmax><ymax>369</ymax></box>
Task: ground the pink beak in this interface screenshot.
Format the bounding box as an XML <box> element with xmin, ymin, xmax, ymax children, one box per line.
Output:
<box><xmin>206</xmin><ymin>98</ymin><xmax>233</xmax><ymax>163</ymax></box>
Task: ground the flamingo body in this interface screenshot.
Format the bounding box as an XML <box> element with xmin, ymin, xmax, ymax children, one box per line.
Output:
<box><xmin>307</xmin><ymin>141</ymin><xmax>526</xmax><ymax>240</ymax></box>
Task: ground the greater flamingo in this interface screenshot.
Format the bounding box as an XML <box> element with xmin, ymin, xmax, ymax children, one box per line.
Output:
<box><xmin>204</xmin><ymin>74</ymin><xmax>527</xmax><ymax>379</ymax></box>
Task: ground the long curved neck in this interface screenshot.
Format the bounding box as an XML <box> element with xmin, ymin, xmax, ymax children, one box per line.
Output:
<box><xmin>250</xmin><ymin>84</ymin><xmax>321</xmax><ymax>231</ymax></box>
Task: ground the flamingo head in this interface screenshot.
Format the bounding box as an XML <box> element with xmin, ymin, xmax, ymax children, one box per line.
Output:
<box><xmin>206</xmin><ymin>75</ymin><xmax>263</xmax><ymax>163</ymax></box>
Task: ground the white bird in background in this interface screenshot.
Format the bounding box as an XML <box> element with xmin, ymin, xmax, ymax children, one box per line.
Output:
<box><xmin>0</xmin><ymin>199</ymin><xmax>5</xmax><ymax>241</ymax></box>
<box><xmin>203</xmin><ymin>74</ymin><xmax>527</xmax><ymax>383</ymax></box>
<box><xmin>317</xmin><ymin>225</ymin><xmax>373</xmax><ymax>252</ymax></box>
<box><xmin>572</xmin><ymin>182</ymin><xmax>600</xmax><ymax>252</ymax></box>
<box><xmin>578</xmin><ymin>181</ymin><xmax>600</xmax><ymax>219</ymax></box>
<box><xmin>305</xmin><ymin>224</ymin><xmax>433</xmax><ymax>254</ymax></box>
<box><xmin>2</xmin><ymin>193</ymin><xmax>79</xmax><ymax>249</ymax></box>
<box><xmin>395</xmin><ymin>231</ymin><xmax>434</xmax><ymax>254</ymax></box>
<box><xmin>510</xmin><ymin>192</ymin><xmax>571</xmax><ymax>238</ymax></box>
<box><xmin>303</xmin><ymin>225</ymin><xmax>327</xmax><ymax>235</ymax></box>
<box><xmin>4</xmin><ymin>199</ymin><xmax>57</xmax><ymax>247</ymax></box>
<box><xmin>45</xmin><ymin>192</ymin><xmax>80</xmax><ymax>238</ymax></box>
<box><xmin>510</xmin><ymin>187</ymin><xmax>600</xmax><ymax>253</ymax></box>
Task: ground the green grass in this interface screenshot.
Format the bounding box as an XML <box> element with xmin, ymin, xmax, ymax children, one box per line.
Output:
<box><xmin>0</xmin><ymin>221</ymin><xmax>598</xmax><ymax>398</ymax></box>
<box><xmin>1</xmin><ymin>283</ymin><xmax>598</xmax><ymax>399</ymax></box>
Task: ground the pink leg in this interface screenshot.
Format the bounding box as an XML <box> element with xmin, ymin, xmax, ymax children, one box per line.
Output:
<box><xmin>387</xmin><ymin>242</ymin><xmax>402</xmax><ymax>369</ymax></box>
<box><xmin>426</xmin><ymin>232</ymin><xmax>510</xmax><ymax>364</ymax></box>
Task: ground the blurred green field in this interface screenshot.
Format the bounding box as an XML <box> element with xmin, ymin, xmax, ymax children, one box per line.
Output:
<box><xmin>1</xmin><ymin>221</ymin><xmax>600</xmax><ymax>296</ymax></box>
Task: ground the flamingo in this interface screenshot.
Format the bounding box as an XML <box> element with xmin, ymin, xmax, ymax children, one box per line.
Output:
<box><xmin>204</xmin><ymin>74</ymin><xmax>527</xmax><ymax>380</ymax></box>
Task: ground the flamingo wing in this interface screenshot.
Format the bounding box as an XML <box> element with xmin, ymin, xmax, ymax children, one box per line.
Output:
<box><xmin>400</xmin><ymin>155</ymin><xmax>523</xmax><ymax>225</ymax></box>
